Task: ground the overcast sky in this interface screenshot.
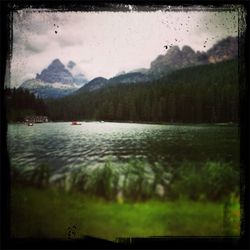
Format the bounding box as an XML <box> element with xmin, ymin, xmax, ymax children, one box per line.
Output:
<box><xmin>9</xmin><ymin>5</ymin><xmax>239</xmax><ymax>88</ymax></box>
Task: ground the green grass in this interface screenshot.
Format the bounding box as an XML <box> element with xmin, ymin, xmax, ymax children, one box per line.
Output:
<box><xmin>12</xmin><ymin>160</ymin><xmax>239</xmax><ymax>202</ymax></box>
<box><xmin>11</xmin><ymin>186</ymin><xmax>240</xmax><ymax>241</ymax></box>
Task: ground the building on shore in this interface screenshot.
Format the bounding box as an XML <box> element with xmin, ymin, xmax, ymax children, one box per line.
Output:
<box><xmin>24</xmin><ymin>115</ymin><xmax>49</xmax><ymax>123</ymax></box>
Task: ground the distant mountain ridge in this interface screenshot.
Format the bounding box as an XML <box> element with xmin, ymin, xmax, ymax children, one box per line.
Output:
<box><xmin>148</xmin><ymin>36</ymin><xmax>238</xmax><ymax>78</ymax></box>
<box><xmin>46</xmin><ymin>59</ymin><xmax>239</xmax><ymax>123</ymax></box>
<box><xmin>206</xmin><ymin>36</ymin><xmax>238</xmax><ymax>63</ymax></box>
<box><xmin>36</xmin><ymin>59</ymin><xmax>74</xmax><ymax>85</ymax></box>
<box><xmin>77</xmin><ymin>72</ymin><xmax>151</xmax><ymax>93</ymax></box>
<box><xmin>19</xmin><ymin>59</ymin><xmax>88</xmax><ymax>99</ymax></box>
<box><xmin>77</xmin><ymin>36</ymin><xmax>238</xmax><ymax>93</ymax></box>
<box><xmin>19</xmin><ymin>36</ymin><xmax>238</xmax><ymax>98</ymax></box>
<box><xmin>20</xmin><ymin>79</ymin><xmax>79</xmax><ymax>99</ymax></box>
<box><xmin>79</xmin><ymin>77</ymin><xmax>108</xmax><ymax>92</ymax></box>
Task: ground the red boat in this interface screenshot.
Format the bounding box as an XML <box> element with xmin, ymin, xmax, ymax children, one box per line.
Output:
<box><xmin>71</xmin><ymin>121</ymin><xmax>81</xmax><ymax>125</ymax></box>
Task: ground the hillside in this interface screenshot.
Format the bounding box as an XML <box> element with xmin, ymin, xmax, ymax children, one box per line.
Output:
<box><xmin>46</xmin><ymin>59</ymin><xmax>239</xmax><ymax>123</ymax></box>
<box><xmin>18</xmin><ymin>36</ymin><xmax>238</xmax><ymax>99</ymax></box>
<box><xmin>19</xmin><ymin>59</ymin><xmax>88</xmax><ymax>99</ymax></box>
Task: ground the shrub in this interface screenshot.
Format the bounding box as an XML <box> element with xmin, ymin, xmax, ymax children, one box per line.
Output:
<box><xmin>223</xmin><ymin>192</ymin><xmax>240</xmax><ymax>235</ymax></box>
<box><xmin>171</xmin><ymin>161</ymin><xmax>239</xmax><ymax>201</ymax></box>
<box><xmin>11</xmin><ymin>160</ymin><xmax>239</xmax><ymax>202</ymax></box>
<box><xmin>201</xmin><ymin>162</ymin><xmax>239</xmax><ymax>200</ymax></box>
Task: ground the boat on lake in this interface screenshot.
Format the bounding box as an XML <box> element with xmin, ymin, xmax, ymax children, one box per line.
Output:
<box><xmin>27</xmin><ymin>122</ymin><xmax>34</xmax><ymax>126</ymax></box>
<box><xmin>71</xmin><ymin>121</ymin><xmax>81</xmax><ymax>125</ymax></box>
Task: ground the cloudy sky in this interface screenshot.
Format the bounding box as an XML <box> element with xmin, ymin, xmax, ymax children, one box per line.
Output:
<box><xmin>9</xmin><ymin>5</ymin><xmax>239</xmax><ymax>88</ymax></box>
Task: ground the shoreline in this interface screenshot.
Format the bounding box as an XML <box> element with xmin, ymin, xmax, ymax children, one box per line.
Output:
<box><xmin>7</xmin><ymin>120</ymin><xmax>238</xmax><ymax>126</ymax></box>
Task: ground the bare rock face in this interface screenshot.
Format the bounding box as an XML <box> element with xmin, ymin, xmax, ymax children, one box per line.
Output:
<box><xmin>181</xmin><ymin>46</ymin><xmax>199</xmax><ymax>65</ymax></box>
<box><xmin>80</xmin><ymin>37</ymin><xmax>238</xmax><ymax>93</ymax></box>
<box><xmin>20</xmin><ymin>59</ymin><xmax>88</xmax><ymax>98</ymax></box>
<box><xmin>149</xmin><ymin>36</ymin><xmax>238</xmax><ymax>78</ymax></box>
<box><xmin>36</xmin><ymin>59</ymin><xmax>74</xmax><ymax>85</ymax></box>
<box><xmin>78</xmin><ymin>77</ymin><xmax>108</xmax><ymax>92</ymax></box>
<box><xmin>149</xmin><ymin>45</ymin><xmax>200</xmax><ymax>77</ymax></box>
<box><xmin>20</xmin><ymin>36</ymin><xmax>238</xmax><ymax>98</ymax></box>
<box><xmin>109</xmin><ymin>72</ymin><xmax>151</xmax><ymax>85</ymax></box>
<box><xmin>206</xmin><ymin>36</ymin><xmax>238</xmax><ymax>63</ymax></box>
<box><xmin>67</xmin><ymin>60</ymin><xmax>76</xmax><ymax>69</ymax></box>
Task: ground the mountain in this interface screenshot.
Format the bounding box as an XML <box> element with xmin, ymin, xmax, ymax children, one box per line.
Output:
<box><xmin>115</xmin><ymin>68</ymin><xmax>148</xmax><ymax>76</ymax></box>
<box><xmin>47</xmin><ymin>59</ymin><xmax>239</xmax><ymax>123</ymax></box>
<box><xmin>36</xmin><ymin>59</ymin><xmax>75</xmax><ymax>85</ymax></box>
<box><xmin>206</xmin><ymin>36</ymin><xmax>238</xmax><ymax>63</ymax></box>
<box><xmin>109</xmin><ymin>72</ymin><xmax>151</xmax><ymax>85</ymax></box>
<box><xmin>19</xmin><ymin>36</ymin><xmax>238</xmax><ymax>99</ymax></box>
<box><xmin>128</xmin><ymin>68</ymin><xmax>148</xmax><ymax>74</ymax></box>
<box><xmin>115</xmin><ymin>71</ymin><xmax>126</xmax><ymax>77</ymax></box>
<box><xmin>148</xmin><ymin>36</ymin><xmax>238</xmax><ymax>79</ymax></box>
<box><xmin>77</xmin><ymin>72</ymin><xmax>152</xmax><ymax>93</ymax></box>
<box><xmin>79</xmin><ymin>36</ymin><xmax>238</xmax><ymax>93</ymax></box>
<box><xmin>148</xmin><ymin>46</ymin><xmax>202</xmax><ymax>78</ymax></box>
<box><xmin>19</xmin><ymin>59</ymin><xmax>88</xmax><ymax>99</ymax></box>
<box><xmin>77</xmin><ymin>77</ymin><xmax>108</xmax><ymax>92</ymax></box>
<box><xmin>73</xmin><ymin>73</ymin><xmax>88</xmax><ymax>86</ymax></box>
<box><xmin>20</xmin><ymin>79</ymin><xmax>78</xmax><ymax>99</ymax></box>
<box><xmin>66</xmin><ymin>60</ymin><xmax>88</xmax><ymax>86</ymax></box>
<box><xmin>67</xmin><ymin>60</ymin><xmax>76</xmax><ymax>69</ymax></box>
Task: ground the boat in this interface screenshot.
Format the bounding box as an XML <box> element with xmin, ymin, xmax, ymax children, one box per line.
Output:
<box><xmin>71</xmin><ymin>121</ymin><xmax>81</xmax><ymax>125</ymax></box>
<box><xmin>27</xmin><ymin>122</ymin><xmax>34</xmax><ymax>126</ymax></box>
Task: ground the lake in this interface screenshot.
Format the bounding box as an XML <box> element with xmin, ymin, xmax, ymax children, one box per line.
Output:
<box><xmin>7</xmin><ymin>122</ymin><xmax>240</xmax><ymax>174</ymax></box>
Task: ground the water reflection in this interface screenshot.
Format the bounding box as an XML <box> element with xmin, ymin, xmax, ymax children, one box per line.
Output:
<box><xmin>7</xmin><ymin>122</ymin><xmax>239</xmax><ymax>173</ymax></box>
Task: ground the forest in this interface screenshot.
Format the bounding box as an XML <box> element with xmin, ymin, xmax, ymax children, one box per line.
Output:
<box><xmin>5</xmin><ymin>88</ymin><xmax>47</xmax><ymax>122</ymax></box>
<box><xmin>46</xmin><ymin>59</ymin><xmax>239</xmax><ymax>123</ymax></box>
<box><xmin>5</xmin><ymin>59</ymin><xmax>239</xmax><ymax>123</ymax></box>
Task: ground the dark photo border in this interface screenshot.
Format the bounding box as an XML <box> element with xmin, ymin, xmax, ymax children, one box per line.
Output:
<box><xmin>0</xmin><ymin>0</ymin><xmax>249</xmax><ymax>249</ymax></box>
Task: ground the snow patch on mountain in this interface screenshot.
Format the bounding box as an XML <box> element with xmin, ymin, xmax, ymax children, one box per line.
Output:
<box><xmin>20</xmin><ymin>79</ymin><xmax>79</xmax><ymax>99</ymax></box>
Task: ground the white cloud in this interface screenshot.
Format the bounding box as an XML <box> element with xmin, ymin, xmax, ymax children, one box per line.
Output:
<box><xmin>24</xmin><ymin>34</ymin><xmax>51</xmax><ymax>53</ymax></box>
<box><xmin>9</xmin><ymin>7</ymin><xmax>239</xmax><ymax>87</ymax></box>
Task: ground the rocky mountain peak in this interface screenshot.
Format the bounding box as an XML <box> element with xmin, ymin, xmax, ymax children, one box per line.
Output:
<box><xmin>67</xmin><ymin>60</ymin><xmax>76</xmax><ymax>69</ymax></box>
<box><xmin>207</xmin><ymin>36</ymin><xmax>238</xmax><ymax>63</ymax></box>
<box><xmin>78</xmin><ymin>77</ymin><xmax>108</xmax><ymax>92</ymax></box>
<box><xmin>182</xmin><ymin>45</ymin><xmax>195</xmax><ymax>56</ymax></box>
<box><xmin>36</xmin><ymin>59</ymin><xmax>74</xmax><ymax>85</ymax></box>
<box><xmin>167</xmin><ymin>45</ymin><xmax>181</xmax><ymax>55</ymax></box>
<box><xmin>149</xmin><ymin>36</ymin><xmax>238</xmax><ymax>78</ymax></box>
<box><xmin>49</xmin><ymin>59</ymin><xmax>65</xmax><ymax>69</ymax></box>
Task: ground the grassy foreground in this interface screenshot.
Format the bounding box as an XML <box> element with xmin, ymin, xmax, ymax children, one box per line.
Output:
<box><xmin>11</xmin><ymin>186</ymin><xmax>240</xmax><ymax>241</ymax></box>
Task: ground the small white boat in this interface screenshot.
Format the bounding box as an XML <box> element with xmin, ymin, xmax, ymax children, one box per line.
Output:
<box><xmin>27</xmin><ymin>122</ymin><xmax>34</xmax><ymax>126</ymax></box>
<box><xmin>71</xmin><ymin>121</ymin><xmax>81</xmax><ymax>125</ymax></box>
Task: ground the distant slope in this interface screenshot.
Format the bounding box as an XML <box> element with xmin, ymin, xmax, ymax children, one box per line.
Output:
<box><xmin>148</xmin><ymin>36</ymin><xmax>238</xmax><ymax>79</ymax></box>
<box><xmin>76</xmin><ymin>36</ymin><xmax>238</xmax><ymax>93</ymax></box>
<box><xmin>47</xmin><ymin>59</ymin><xmax>239</xmax><ymax>123</ymax></box>
<box><xmin>19</xmin><ymin>36</ymin><xmax>237</xmax><ymax>99</ymax></box>
<box><xmin>5</xmin><ymin>88</ymin><xmax>47</xmax><ymax>122</ymax></box>
<box><xmin>77</xmin><ymin>72</ymin><xmax>152</xmax><ymax>94</ymax></box>
<box><xmin>36</xmin><ymin>59</ymin><xmax>75</xmax><ymax>85</ymax></box>
<box><xmin>19</xmin><ymin>59</ymin><xmax>88</xmax><ymax>99</ymax></box>
<box><xmin>20</xmin><ymin>79</ymin><xmax>78</xmax><ymax>99</ymax></box>
<box><xmin>77</xmin><ymin>77</ymin><xmax>108</xmax><ymax>93</ymax></box>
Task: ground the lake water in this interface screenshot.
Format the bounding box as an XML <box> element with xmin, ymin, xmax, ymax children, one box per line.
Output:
<box><xmin>7</xmin><ymin>122</ymin><xmax>240</xmax><ymax>173</ymax></box>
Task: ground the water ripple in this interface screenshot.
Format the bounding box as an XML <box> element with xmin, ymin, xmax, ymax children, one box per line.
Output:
<box><xmin>7</xmin><ymin>122</ymin><xmax>239</xmax><ymax>172</ymax></box>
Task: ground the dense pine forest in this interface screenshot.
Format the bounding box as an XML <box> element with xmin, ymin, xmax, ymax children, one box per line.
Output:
<box><xmin>5</xmin><ymin>88</ymin><xmax>47</xmax><ymax>122</ymax></box>
<box><xmin>5</xmin><ymin>59</ymin><xmax>239</xmax><ymax>123</ymax></box>
<box><xmin>46</xmin><ymin>59</ymin><xmax>239</xmax><ymax>123</ymax></box>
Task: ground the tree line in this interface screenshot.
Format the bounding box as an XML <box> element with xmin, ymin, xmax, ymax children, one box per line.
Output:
<box><xmin>4</xmin><ymin>59</ymin><xmax>239</xmax><ymax>123</ymax></box>
<box><xmin>46</xmin><ymin>59</ymin><xmax>239</xmax><ymax>123</ymax></box>
<box><xmin>5</xmin><ymin>88</ymin><xmax>47</xmax><ymax>122</ymax></box>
